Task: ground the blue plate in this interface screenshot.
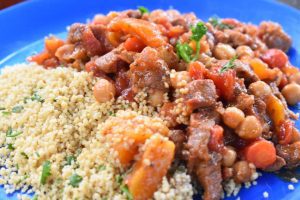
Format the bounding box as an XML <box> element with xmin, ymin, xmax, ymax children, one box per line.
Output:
<box><xmin>0</xmin><ymin>0</ymin><xmax>299</xmax><ymax>199</ymax></box>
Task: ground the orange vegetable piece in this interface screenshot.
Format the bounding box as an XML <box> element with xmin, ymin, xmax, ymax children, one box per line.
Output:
<box><xmin>208</xmin><ymin>125</ymin><xmax>224</xmax><ymax>152</ymax></box>
<box><xmin>124</xmin><ymin>37</ymin><xmax>146</xmax><ymax>52</ymax></box>
<box><xmin>45</xmin><ymin>36</ymin><xmax>64</xmax><ymax>55</ymax></box>
<box><xmin>282</xmin><ymin>65</ymin><xmax>299</xmax><ymax>76</ymax></box>
<box><xmin>249</xmin><ymin>58</ymin><xmax>277</xmax><ymax>80</ymax></box>
<box><xmin>125</xmin><ymin>134</ymin><xmax>175</xmax><ymax>200</ymax></box>
<box><xmin>167</xmin><ymin>25</ymin><xmax>185</xmax><ymax>38</ymax></box>
<box><xmin>266</xmin><ymin>95</ymin><xmax>286</xmax><ymax>128</ymax></box>
<box><xmin>109</xmin><ymin>18</ymin><xmax>166</xmax><ymax>47</ymax></box>
<box><xmin>278</xmin><ymin>120</ymin><xmax>294</xmax><ymax>145</ymax></box>
<box><xmin>261</xmin><ymin>49</ymin><xmax>288</xmax><ymax>68</ymax></box>
<box><xmin>112</xmin><ymin>135</ymin><xmax>139</xmax><ymax>166</ymax></box>
<box><xmin>244</xmin><ymin>140</ymin><xmax>276</xmax><ymax>169</ymax></box>
<box><xmin>189</xmin><ymin>61</ymin><xmax>206</xmax><ymax>80</ymax></box>
<box><xmin>27</xmin><ymin>51</ymin><xmax>51</xmax><ymax>65</ymax></box>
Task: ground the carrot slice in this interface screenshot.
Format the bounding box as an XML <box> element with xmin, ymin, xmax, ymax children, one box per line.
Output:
<box><xmin>266</xmin><ymin>95</ymin><xmax>286</xmax><ymax>128</ymax></box>
<box><xmin>109</xmin><ymin>18</ymin><xmax>166</xmax><ymax>47</ymax></box>
<box><xmin>249</xmin><ymin>58</ymin><xmax>277</xmax><ymax>80</ymax></box>
<box><xmin>244</xmin><ymin>140</ymin><xmax>276</xmax><ymax>169</ymax></box>
<box><xmin>124</xmin><ymin>37</ymin><xmax>146</xmax><ymax>52</ymax></box>
<box><xmin>125</xmin><ymin>134</ymin><xmax>175</xmax><ymax>200</ymax></box>
<box><xmin>45</xmin><ymin>36</ymin><xmax>64</xmax><ymax>55</ymax></box>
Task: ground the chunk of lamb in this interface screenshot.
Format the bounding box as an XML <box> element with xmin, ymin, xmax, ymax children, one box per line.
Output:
<box><xmin>258</xmin><ymin>21</ymin><xmax>292</xmax><ymax>52</ymax></box>
<box><xmin>184</xmin><ymin>79</ymin><xmax>218</xmax><ymax>111</ymax></box>
<box><xmin>276</xmin><ymin>142</ymin><xmax>300</xmax><ymax>169</ymax></box>
<box><xmin>233</xmin><ymin>60</ymin><xmax>259</xmax><ymax>85</ymax></box>
<box><xmin>130</xmin><ymin>47</ymin><xmax>170</xmax><ymax>106</ymax></box>
<box><xmin>186</xmin><ymin>111</ymin><xmax>222</xmax><ymax>200</ymax></box>
<box><xmin>68</xmin><ymin>23</ymin><xmax>106</xmax><ymax>57</ymax></box>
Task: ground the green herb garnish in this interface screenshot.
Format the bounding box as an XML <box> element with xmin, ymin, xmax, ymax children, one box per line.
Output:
<box><xmin>97</xmin><ymin>164</ymin><xmax>106</xmax><ymax>171</ymax></box>
<box><xmin>176</xmin><ymin>22</ymin><xmax>207</xmax><ymax>63</ymax></box>
<box><xmin>21</xmin><ymin>152</ymin><xmax>29</xmax><ymax>159</ymax></box>
<box><xmin>6</xmin><ymin>127</ymin><xmax>22</xmax><ymax>137</ymax></box>
<box><xmin>32</xmin><ymin>195</ymin><xmax>38</xmax><ymax>200</ymax></box>
<box><xmin>2</xmin><ymin>111</ymin><xmax>11</xmax><ymax>116</ymax></box>
<box><xmin>7</xmin><ymin>144</ymin><xmax>15</xmax><ymax>150</ymax></box>
<box><xmin>69</xmin><ymin>173</ymin><xmax>83</xmax><ymax>187</ymax></box>
<box><xmin>176</xmin><ymin>43</ymin><xmax>193</xmax><ymax>63</ymax></box>
<box><xmin>120</xmin><ymin>184</ymin><xmax>133</xmax><ymax>200</ymax></box>
<box><xmin>219</xmin><ymin>56</ymin><xmax>238</xmax><ymax>73</ymax></box>
<box><xmin>116</xmin><ymin>174</ymin><xmax>123</xmax><ymax>185</ymax></box>
<box><xmin>12</xmin><ymin>105</ymin><xmax>24</xmax><ymax>113</ymax></box>
<box><xmin>209</xmin><ymin>16</ymin><xmax>234</xmax><ymax>30</ymax></box>
<box><xmin>24</xmin><ymin>92</ymin><xmax>44</xmax><ymax>103</ymax></box>
<box><xmin>138</xmin><ymin>6</ymin><xmax>149</xmax><ymax>14</ymax></box>
<box><xmin>65</xmin><ymin>155</ymin><xmax>76</xmax><ymax>166</ymax></box>
<box><xmin>40</xmin><ymin>160</ymin><xmax>51</xmax><ymax>184</ymax></box>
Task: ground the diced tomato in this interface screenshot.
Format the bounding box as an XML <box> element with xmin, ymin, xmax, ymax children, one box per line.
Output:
<box><xmin>124</xmin><ymin>37</ymin><xmax>146</xmax><ymax>52</ymax></box>
<box><xmin>27</xmin><ymin>51</ymin><xmax>51</xmax><ymax>65</ymax></box>
<box><xmin>244</xmin><ymin>139</ymin><xmax>276</xmax><ymax>169</ymax></box>
<box><xmin>261</xmin><ymin>49</ymin><xmax>288</xmax><ymax>68</ymax></box>
<box><xmin>278</xmin><ymin>120</ymin><xmax>294</xmax><ymax>145</ymax></box>
<box><xmin>109</xmin><ymin>18</ymin><xmax>166</xmax><ymax>47</ymax></box>
<box><xmin>168</xmin><ymin>25</ymin><xmax>185</xmax><ymax>38</ymax></box>
<box><xmin>206</xmin><ymin>68</ymin><xmax>236</xmax><ymax>101</ymax></box>
<box><xmin>208</xmin><ymin>125</ymin><xmax>224</xmax><ymax>152</ymax></box>
<box><xmin>188</xmin><ymin>61</ymin><xmax>206</xmax><ymax>80</ymax></box>
<box><xmin>44</xmin><ymin>36</ymin><xmax>64</xmax><ymax>55</ymax></box>
<box><xmin>278</xmin><ymin>74</ymin><xmax>288</xmax><ymax>89</ymax></box>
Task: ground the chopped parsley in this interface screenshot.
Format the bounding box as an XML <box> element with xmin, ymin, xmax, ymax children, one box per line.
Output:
<box><xmin>209</xmin><ymin>16</ymin><xmax>234</xmax><ymax>30</ymax></box>
<box><xmin>24</xmin><ymin>91</ymin><xmax>44</xmax><ymax>103</ymax></box>
<box><xmin>69</xmin><ymin>173</ymin><xmax>83</xmax><ymax>187</ymax></box>
<box><xmin>21</xmin><ymin>152</ymin><xmax>29</xmax><ymax>159</ymax></box>
<box><xmin>65</xmin><ymin>155</ymin><xmax>76</xmax><ymax>166</ymax></box>
<box><xmin>120</xmin><ymin>184</ymin><xmax>133</xmax><ymax>200</ymax></box>
<box><xmin>7</xmin><ymin>144</ymin><xmax>15</xmax><ymax>150</ymax></box>
<box><xmin>2</xmin><ymin>111</ymin><xmax>11</xmax><ymax>116</ymax></box>
<box><xmin>219</xmin><ymin>56</ymin><xmax>238</xmax><ymax>73</ymax></box>
<box><xmin>138</xmin><ymin>6</ymin><xmax>149</xmax><ymax>14</ymax></box>
<box><xmin>97</xmin><ymin>164</ymin><xmax>106</xmax><ymax>171</ymax></box>
<box><xmin>176</xmin><ymin>22</ymin><xmax>207</xmax><ymax>63</ymax></box>
<box><xmin>32</xmin><ymin>195</ymin><xmax>38</xmax><ymax>200</ymax></box>
<box><xmin>6</xmin><ymin>127</ymin><xmax>22</xmax><ymax>137</ymax></box>
<box><xmin>12</xmin><ymin>105</ymin><xmax>24</xmax><ymax>113</ymax></box>
<box><xmin>40</xmin><ymin>160</ymin><xmax>51</xmax><ymax>185</ymax></box>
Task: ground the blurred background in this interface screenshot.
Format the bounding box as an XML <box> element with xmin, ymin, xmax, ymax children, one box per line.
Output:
<box><xmin>0</xmin><ymin>0</ymin><xmax>300</xmax><ymax>10</ymax></box>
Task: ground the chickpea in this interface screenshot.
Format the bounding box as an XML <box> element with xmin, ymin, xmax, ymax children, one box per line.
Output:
<box><xmin>289</xmin><ymin>72</ymin><xmax>300</xmax><ymax>84</ymax></box>
<box><xmin>233</xmin><ymin>161</ymin><xmax>252</xmax><ymax>183</ymax></box>
<box><xmin>170</xmin><ymin>71</ymin><xmax>191</xmax><ymax>89</ymax></box>
<box><xmin>222</xmin><ymin>146</ymin><xmax>237</xmax><ymax>167</ymax></box>
<box><xmin>148</xmin><ymin>90</ymin><xmax>164</xmax><ymax>107</ymax></box>
<box><xmin>222</xmin><ymin>107</ymin><xmax>245</xmax><ymax>129</ymax></box>
<box><xmin>281</xmin><ymin>83</ymin><xmax>300</xmax><ymax>105</ymax></box>
<box><xmin>213</xmin><ymin>43</ymin><xmax>236</xmax><ymax>60</ymax></box>
<box><xmin>236</xmin><ymin>116</ymin><xmax>262</xmax><ymax>140</ymax></box>
<box><xmin>248</xmin><ymin>81</ymin><xmax>272</xmax><ymax>98</ymax></box>
<box><xmin>236</xmin><ymin>45</ymin><xmax>254</xmax><ymax>59</ymax></box>
<box><xmin>93</xmin><ymin>79</ymin><xmax>116</xmax><ymax>103</ymax></box>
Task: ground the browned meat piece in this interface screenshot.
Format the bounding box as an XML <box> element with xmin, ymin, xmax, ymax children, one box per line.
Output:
<box><xmin>234</xmin><ymin>60</ymin><xmax>259</xmax><ymax>85</ymax></box>
<box><xmin>123</xmin><ymin>9</ymin><xmax>142</xmax><ymax>19</ymax></box>
<box><xmin>67</xmin><ymin>23</ymin><xmax>103</xmax><ymax>56</ymax></box>
<box><xmin>186</xmin><ymin>111</ymin><xmax>222</xmax><ymax>200</ymax></box>
<box><xmin>276</xmin><ymin>142</ymin><xmax>300</xmax><ymax>168</ymax></box>
<box><xmin>258</xmin><ymin>21</ymin><xmax>292</xmax><ymax>52</ymax></box>
<box><xmin>196</xmin><ymin>153</ymin><xmax>222</xmax><ymax>200</ymax></box>
<box><xmin>129</xmin><ymin>47</ymin><xmax>170</xmax><ymax>93</ymax></box>
<box><xmin>93</xmin><ymin>50</ymin><xmax>121</xmax><ymax>73</ymax></box>
<box><xmin>234</xmin><ymin>93</ymin><xmax>255</xmax><ymax>112</ymax></box>
<box><xmin>156</xmin><ymin>44</ymin><xmax>179</xmax><ymax>69</ymax></box>
<box><xmin>90</xmin><ymin>24</ymin><xmax>114</xmax><ymax>53</ymax></box>
<box><xmin>225</xmin><ymin>29</ymin><xmax>252</xmax><ymax>47</ymax></box>
<box><xmin>115</xmin><ymin>67</ymin><xmax>130</xmax><ymax>96</ymax></box>
<box><xmin>184</xmin><ymin>80</ymin><xmax>218</xmax><ymax>111</ymax></box>
<box><xmin>264</xmin><ymin>156</ymin><xmax>286</xmax><ymax>171</ymax></box>
<box><xmin>169</xmin><ymin>130</ymin><xmax>187</xmax><ymax>159</ymax></box>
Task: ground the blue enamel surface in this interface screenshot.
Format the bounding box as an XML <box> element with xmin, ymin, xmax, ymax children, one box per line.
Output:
<box><xmin>0</xmin><ymin>0</ymin><xmax>299</xmax><ymax>199</ymax></box>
